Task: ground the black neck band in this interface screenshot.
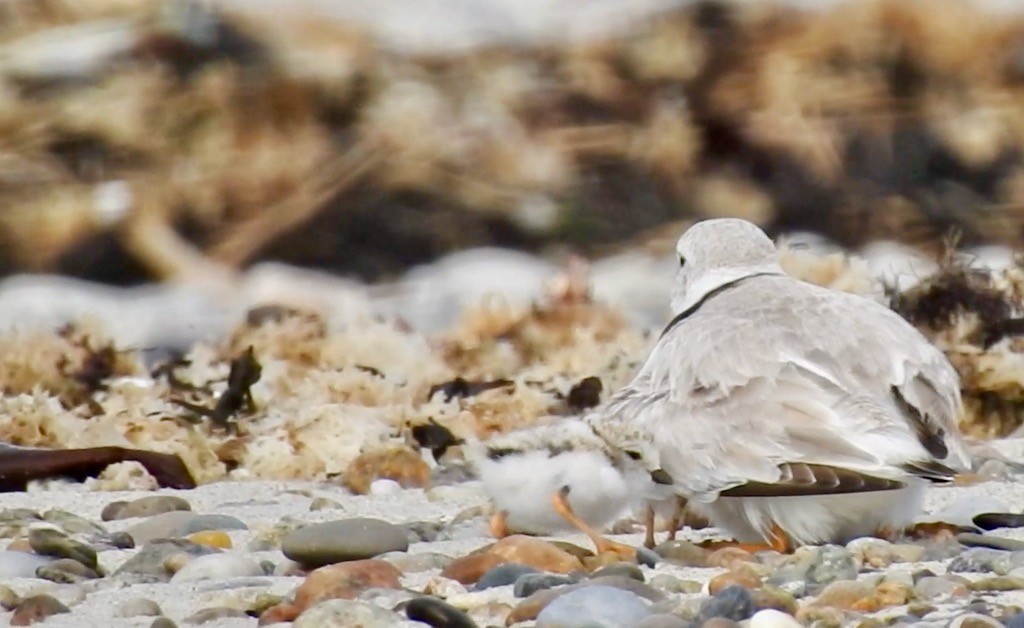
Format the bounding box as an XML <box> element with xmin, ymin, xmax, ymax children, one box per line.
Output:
<box><xmin>660</xmin><ymin>271</ymin><xmax>780</xmax><ymax>338</ymax></box>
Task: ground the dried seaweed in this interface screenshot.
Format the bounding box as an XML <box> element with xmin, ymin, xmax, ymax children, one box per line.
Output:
<box><xmin>566</xmin><ymin>376</ymin><xmax>603</xmax><ymax>411</ymax></box>
<box><xmin>891</xmin><ymin>266</ymin><xmax>1011</xmax><ymax>333</ymax></box>
<box><xmin>169</xmin><ymin>346</ymin><xmax>261</xmax><ymax>431</ymax></box>
<box><xmin>427</xmin><ymin>377</ymin><xmax>514</xmax><ymax>403</ymax></box>
<box><xmin>6</xmin><ymin>2</ymin><xmax>1024</xmax><ymax>282</ymax></box>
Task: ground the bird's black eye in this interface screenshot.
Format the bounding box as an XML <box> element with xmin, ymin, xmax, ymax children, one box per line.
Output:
<box><xmin>679</xmin><ymin>256</ymin><xmax>687</xmax><ymax>268</ymax></box>
<box><xmin>625</xmin><ymin>450</ymin><xmax>642</xmax><ymax>461</ymax></box>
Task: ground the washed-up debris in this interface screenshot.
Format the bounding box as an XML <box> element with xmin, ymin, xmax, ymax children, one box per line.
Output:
<box><xmin>169</xmin><ymin>346</ymin><xmax>261</xmax><ymax>431</ymax></box>
<box><xmin>411</xmin><ymin>419</ymin><xmax>464</xmax><ymax>461</ymax></box>
<box><xmin>0</xmin><ymin>444</ymin><xmax>195</xmax><ymax>492</ymax></box>
<box><xmin>428</xmin><ymin>377</ymin><xmax>514</xmax><ymax>403</ymax></box>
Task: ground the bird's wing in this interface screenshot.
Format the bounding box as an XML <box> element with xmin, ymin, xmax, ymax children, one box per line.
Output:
<box><xmin>600</xmin><ymin>275</ymin><xmax>970</xmax><ymax>501</ymax></box>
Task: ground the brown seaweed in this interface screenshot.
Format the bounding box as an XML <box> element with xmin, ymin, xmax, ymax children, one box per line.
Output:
<box><xmin>170</xmin><ymin>346</ymin><xmax>262</xmax><ymax>430</ymax></box>
<box><xmin>427</xmin><ymin>377</ymin><xmax>513</xmax><ymax>402</ymax></box>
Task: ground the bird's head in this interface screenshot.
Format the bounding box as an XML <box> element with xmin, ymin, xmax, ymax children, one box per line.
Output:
<box><xmin>670</xmin><ymin>218</ymin><xmax>784</xmax><ymax>314</ymax></box>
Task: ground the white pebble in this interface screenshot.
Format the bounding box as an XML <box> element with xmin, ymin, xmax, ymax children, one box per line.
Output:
<box><xmin>750</xmin><ymin>609</ymin><xmax>802</xmax><ymax>628</ymax></box>
<box><xmin>0</xmin><ymin>551</ymin><xmax>53</xmax><ymax>578</ymax></box>
<box><xmin>169</xmin><ymin>553</ymin><xmax>264</xmax><ymax>583</ymax></box>
<box><xmin>920</xmin><ymin>492</ymin><xmax>1008</xmax><ymax>528</ymax></box>
<box><xmin>369</xmin><ymin>479</ymin><xmax>402</xmax><ymax>495</ymax></box>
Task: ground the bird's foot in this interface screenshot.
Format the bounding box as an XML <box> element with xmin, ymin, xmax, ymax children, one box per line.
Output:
<box><xmin>551</xmin><ymin>486</ymin><xmax>636</xmax><ymax>559</ymax></box>
<box><xmin>905</xmin><ymin>521</ymin><xmax>963</xmax><ymax>541</ymax></box>
<box><xmin>699</xmin><ymin>522</ymin><xmax>792</xmax><ymax>554</ymax></box>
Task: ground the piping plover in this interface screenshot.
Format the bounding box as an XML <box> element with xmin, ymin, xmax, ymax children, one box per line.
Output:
<box><xmin>589</xmin><ymin>217</ymin><xmax>971</xmax><ymax>551</ymax></box>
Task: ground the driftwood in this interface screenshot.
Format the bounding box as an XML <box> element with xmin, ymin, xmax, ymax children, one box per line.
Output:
<box><xmin>0</xmin><ymin>444</ymin><xmax>196</xmax><ymax>492</ymax></box>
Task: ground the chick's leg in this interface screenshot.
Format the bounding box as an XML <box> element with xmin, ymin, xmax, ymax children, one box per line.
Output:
<box><xmin>551</xmin><ymin>486</ymin><xmax>635</xmax><ymax>558</ymax></box>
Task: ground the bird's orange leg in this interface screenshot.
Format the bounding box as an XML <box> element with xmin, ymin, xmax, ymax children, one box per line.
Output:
<box><xmin>875</xmin><ymin>525</ymin><xmax>898</xmax><ymax>542</ymax></box>
<box><xmin>666</xmin><ymin>498</ymin><xmax>685</xmax><ymax>542</ymax></box>
<box><xmin>489</xmin><ymin>510</ymin><xmax>509</xmax><ymax>539</ymax></box>
<box><xmin>551</xmin><ymin>486</ymin><xmax>636</xmax><ymax>558</ymax></box>
<box><xmin>643</xmin><ymin>505</ymin><xmax>657</xmax><ymax>549</ymax></box>
<box><xmin>699</xmin><ymin>522</ymin><xmax>793</xmax><ymax>554</ymax></box>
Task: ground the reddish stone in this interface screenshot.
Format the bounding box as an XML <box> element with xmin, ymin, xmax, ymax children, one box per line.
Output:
<box><xmin>258</xmin><ymin>559</ymin><xmax>401</xmax><ymax>624</ymax></box>
<box><xmin>440</xmin><ymin>552</ymin><xmax>506</xmax><ymax>585</ymax></box>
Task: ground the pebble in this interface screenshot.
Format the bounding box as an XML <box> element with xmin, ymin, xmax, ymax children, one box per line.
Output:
<box><xmin>950</xmin><ymin>548</ymin><xmax>1009</xmax><ymax>573</ymax></box>
<box><xmin>591</xmin><ymin>562</ymin><xmax>645</xmax><ymax>582</ymax></box>
<box><xmin>36</xmin><ymin>557</ymin><xmax>101</xmax><ymax>583</ymax></box>
<box><xmin>968</xmin><ymin>575</ymin><xmax>1024</xmax><ymax>591</ymax></box>
<box><xmin>814</xmin><ymin>579</ymin><xmax>873</xmax><ymax>610</ymax></box>
<box><xmin>957</xmin><ymin>533</ymin><xmax>1024</xmax><ymax>552</ymax></box>
<box><xmin>635</xmin><ymin>615</ymin><xmax>690</xmax><ymax>628</ymax></box>
<box><xmin>124</xmin><ymin>512</ymin><xmax>197</xmax><ymax>545</ymax></box>
<box><xmin>442</xmin><ymin>553</ymin><xmax>505</xmax><ymax>585</ymax></box>
<box><xmin>10</xmin><ymin>594</ymin><xmax>70</xmax><ymax>626</ymax></box>
<box><xmin>170</xmin><ymin>552</ymin><xmax>265</xmax><ymax>582</ymax></box>
<box><xmin>423</xmin><ymin>575</ymin><xmax>468</xmax><ymax>598</ymax></box>
<box><xmin>404</xmin><ymin>597</ymin><xmax>477</xmax><ymax>627</ymax></box>
<box><xmin>507</xmin><ymin>576</ymin><xmax>665</xmax><ymax>624</ymax></box>
<box><xmin>707</xmin><ymin>547</ymin><xmax>758</xmax><ymax>569</ymax></box>
<box><xmin>358</xmin><ymin>587</ymin><xmax>418</xmax><ymax>609</ymax></box>
<box><xmin>115</xmin><ymin>538</ymin><xmax>220</xmax><ymax>582</ymax></box>
<box><xmin>636</xmin><ymin>547</ymin><xmax>659</xmax><ymax>567</ymax></box>
<box><xmin>648</xmin><ymin>574</ymin><xmax>702</xmax><ymax>594</ymax></box>
<box><xmin>535</xmin><ymin>586</ymin><xmax>652</xmax><ymax>628</ymax></box>
<box><xmin>749</xmin><ymin>609</ymin><xmax>801</xmax><ymax>627</ymax></box>
<box><xmin>916</xmin><ymin>575</ymin><xmax>968</xmax><ymax>600</ymax></box>
<box><xmin>1</xmin><ymin>584</ymin><xmax>21</xmax><ymax>609</ymax></box>
<box><xmin>178</xmin><ymin>514</ymin><xmax>248</xmax><ymax>535</ymax></box>
<box><xmin>749</xmin><ymin>586</ymin><xmax>797</xmax><ymax>614</ymax></box>
<box><xmin>950</xmin><ymin>613</ymin><xmax>1003</xmax><ymax>627</ymax></box>
<box><xmin>118</xmin><ymin>598</ymin><xmax>163</xmax><ymax>617</ymax></box>
<box><xmin>513</xmin><ymin>573</ymin><xmax>580</xmax><ymax>597</ymax></box>
<box><xmin>27</xmin><ymin>525</ymin><xmax>97</xmax><ymax>570</ymax></box>
<box><xmin>655</xmin><ymin>540</ymin><xmax>711</xmax><ymax>567</ymax></box>
<box><xmin>475</xmin><ymin>563</ymin><xmax>539</xmax><ymax>590</ymax></box>
<box><xmin>294</xmin><ymin>599</ymin><xmax>400</xmax><ymax>627</ymax></box>
<box><xmin>852</xmin><ymin>580</ymin><xmax>912</xmax><ymax>612</ymax></box>
<box><xmin>1007</xmin><ymin>613</ymin><xmax>1024</xmax><ymax>628</ymax></box>
<box><xmin>709</xmin><ymin>564</ymin><xmax>764</xmax><ymax>594</ymax></box>
<box><xmin>370</xmin><ymin>478</ymin><xmax>403</xmax><ymax>495</ymax></box>
<box><xmin>701</xmin><ymin>620</ymin><xmax>741</xmax><ymax>628</ymax></box>
<box><xmin>699</xmin><ymin>585</ymin><xmax>755</xmax><ymax>623</ymax></box>
<box><xmin>488</xmin><ymin>536</ymin><xmax>586</xmax><ymax>573</ymax></box>
<box><xmin>309</xmin><ymin>497</ymin><xmax>342</xmax><ymax>511</ymax></box>
<box><xmin>260</xmin><ymin>559</ymin><xmax>402</xmax><ymax>623</ymax></box>
<box><xmin>767</xmin><ymin>545</ymin><xmax>857</xmax><ymax>593</ymax></box>
<box><xmin>126</xmin><ymin>513</ymin><xmax>246</xmax><ymax>545</ymax></box>
<box><xmin>342</xmin><ymin>445</ymin><xmax>432</xmax><ymax>494</ymax></box>
<box><xmin>923</xmin><ymin>537</ymin><xmax>970</xmax><ymax>561</ymax></box>
<box><xmin>184</xmin><ymin>607</ymin><xmax>249</xmax><ymax>623</ymax></box>
<box><xmin>41</xmin><ymin>510</ymin><xmax>106</xmax><ymax>536</ymax></box>
<box><xmin>282</xmin><ymin>518</ymin><xmax>409</xmax><ymax>567</ymax></box>
<box><xmin>846</xmin><ymin>537</ymin><xmax>925</xmax><ymax>567</ymax></box>
<box><xmin>102</xmin><ymin>496</ymin><xmax>192</xmax><ymax>521</ymax></box>
<box><xmin>380</xmin><ymin>550</ymin><xmax>453</xmax><ymax>573</ymax></box>
<box><xmin>974</xmin><ymin>513</ymin><xmax>1024</xmax><ymax>530</ymax></box>
<box><xmin>187</xmin><ymin>530</ymin><xmax>232</xmax><ymax>549</ymax></box>
<box><xmin>150</xmin><ymin>618</ymin><xmax>178</xmax><ymax>628</ymax></box>
<box><xmin>404</xmin><ymin>520</ymin><xmax>446</xmax><ymax>543</ymax></box>
<box><xmin>0</xmin><ymin>551</ymin><xmax>53</xmax><ymax>578</ymax></box>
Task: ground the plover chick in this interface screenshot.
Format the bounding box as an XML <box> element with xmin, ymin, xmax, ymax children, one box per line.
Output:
<box><xmin>466</xmin><ymin>417</ymin><xmax>681</xmax><ymax>554</ymax></box>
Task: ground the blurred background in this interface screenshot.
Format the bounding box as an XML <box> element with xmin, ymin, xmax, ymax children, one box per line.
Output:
<box><xmin>3</xmin><ymin>0</ymin><xmax>1024</xmax><ymax>345</ymax></box>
